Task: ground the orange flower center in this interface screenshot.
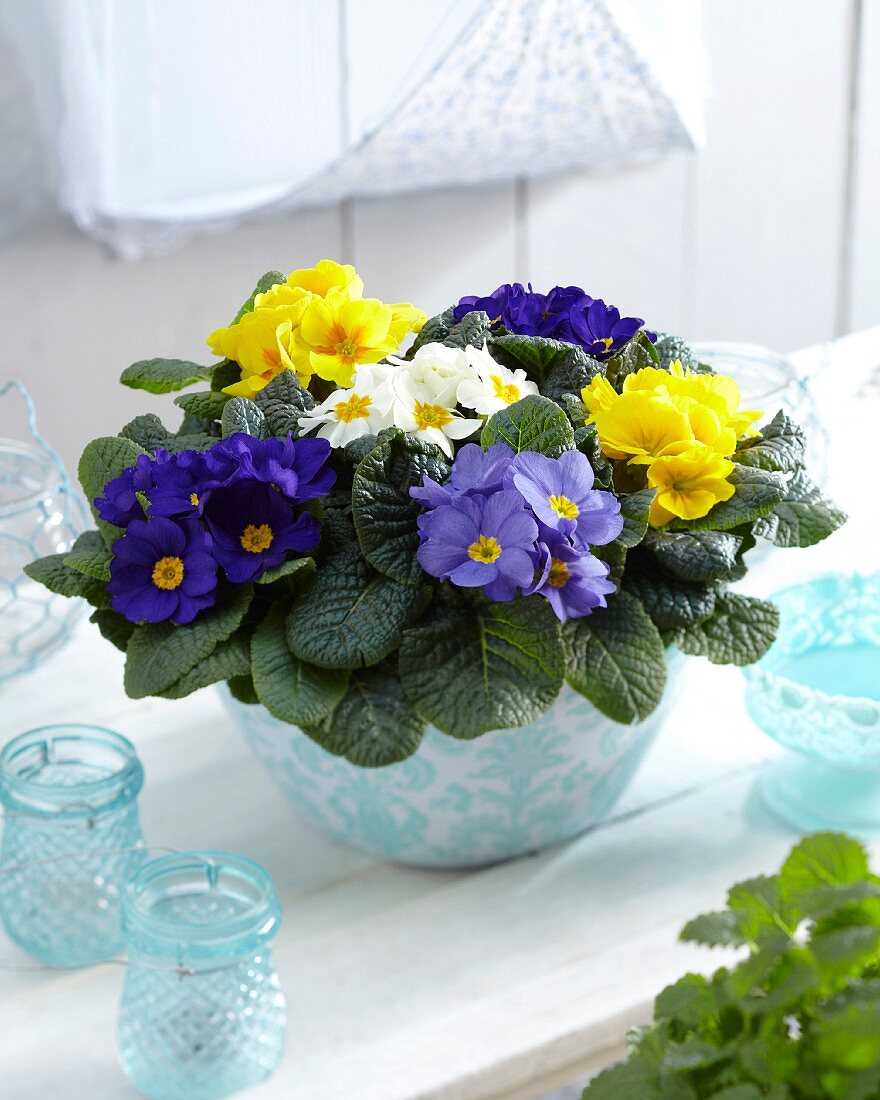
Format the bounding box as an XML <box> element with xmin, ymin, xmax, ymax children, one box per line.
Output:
<box><xmin>491</xmin><ymin>375</ymin><xmax>520</xmax><ymax>404</ymax></box>
<box><xmin>240</xmin><ymin>523</ymin><xmax>274</xmax><ymax>553</ymax></box>
<box><xmin>334</xmin><ymin>393</ymin><xmax>372</xmax><ymax>424</ymax></box>
<box><xmin>547</xmin><ymin>558</ymin><xmax>570</xmax><ymax>588</ymax></box>
<box><xmin>413</xmin><ymin>401</ymin><xmax>453</xmax><ymax>431</ymax></box>
<box><xmin>151</xmin><ymin>556</ymin><xmax>185</xmax><ymax>591</ymax></box>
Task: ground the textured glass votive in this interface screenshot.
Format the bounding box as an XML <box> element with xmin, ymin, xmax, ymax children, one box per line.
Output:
<box><xmin>118</xmin><ymin>851</ymin><xmax>286</xmax><ymax>1100</ymax></box>
<box><xmin>0</xmin><ymin>724</ymin><xmax>145</xmax><ymax>965</ymax></box>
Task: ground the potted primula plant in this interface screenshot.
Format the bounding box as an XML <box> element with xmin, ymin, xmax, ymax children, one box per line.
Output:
<box><xmin>26</xmin><ymin>260</ymin><xmax>845</xmax><ymax>867</ymax></box>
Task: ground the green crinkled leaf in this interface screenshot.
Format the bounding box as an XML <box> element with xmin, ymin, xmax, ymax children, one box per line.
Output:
<box><xmin>228</xmin><ymin>674</ymin><xmax>259</xmax><ymax>705</ymax></box>
<box><xmin>674</xmin><ymin>592</ymin><xmax>779</xmax><ymax>666</ymax></box>
<box><xmin>565</xmin><ymin>590</ymin><xmax>667</xmax><ymax>723</ymax></box>
<box><xmin>754</xmin><ymin>470</ymin><xmax>847</xmax><ymax>548</ymax></box>
<box><xmin>251</xmin><ymin>604</ymin><xmax>348</xmax><ymax>725</ymax></box>
<box><xmin>159</xmin><ymin>633</ymin><xmax>252</xmax><ymax>699</ymax></box>
<box><xmin>680</xmin><ymin>909</ymin><xmax>748</xmax><ymax>948</ymax></box>
<box><xmin>165</xmin><ymin>432</ymin><xmax>219</xmax><ymax>454</ymax></box>
<box><xmin>684</xmin><ymin>465</ymin><xmax>786</xmax><ymax>532</ymax></box>
<box><xmin>351</xmin><ymin>430</ymin><xmax>449</xmax><ymax>585</ymax></box>
<box><xmin>655</xmin><ymin>974</ymin><xmax>717</xmax><ymax>1028</ymax></box>
<box><xmin>78</xmin><ymin>435</ymin><xmax>148</xmax><ymax>546</ymax></box>
<box><xmin>399</xmin><ymin>594</ymin><xmax>565</xmax><ymax>738</ymax></box>
<box><xmin>286</xmin><ymin>543</ymin><xmax>424</xmax><ymax>669</ymax></box>
<box><xmin>489</xmin><ymin>332</ymin><xmax>594</xmax><ymax>388</ymax></box>
<box><xmin>23</xmin><ymin>553</ymin><xmax>110</xmax><ymax>608</ymax></box>
<box><xmin>727</xmin><ymin>875</ymin><xmax>799</xmax><ymax>942</ymax></box>
<box><xmin>412</xmin><ymin>308</ymin><xmax>492</xmax><ymax>353</ymax></box>
<box><xmin>481</xmin><ymin>394</ymin><xmax>574</xmax><ymax>457</ymax></box>
<box><xmin>567</xmin><ymin>413</ymin><xmax>613</xmax><ymax>489</ymax></box>
<box><xmin>64</xmin><ymin>530</ymin><xmax>112</xmax><ymax>582</ymax></box>
<box><xmin>307</xmin><ymin>664</ymin><xmax>425</xmax><ymax>767</ymax></box>
<box><xmin>220</xmin><ymin>397</ymin><xmax>268</xmax><ymax>439</ymax></box>
<box><xmin>231</xmin><ymin>269</ymin><xmax>286</xmax><ymax>324</ymax></box>
<box><xmin>624</xmin><ymin>558</ymin><xmax>717</xmax><ymax>631</ymax></box>
<box><xmin>89</xmin><ymin>608</ymin><xmax>135</xmax><ymax>652</ymax></box>
<box><xmin>174</xmin><ymin>390</ymin><xmax>230</xmax><ymax>421</ymax></box>
<box><xmin>121</xmin><ymin>358</ymin><xmax>214</xmax><ymax>395</ymax></box>
<box><xmin>779</xmin><ymin>833</ymin><xmax>871</xmax><ymax>908</ymax></box>
<box><xmin>255</xmin><ymin>556</ymin><xmax>315</xmax><ymax>586</ymax></box>
<box><xmin>734</xmin><ymin>411</ymin><xmax>806</xmax><ymax>473</ymax></box>
<box><xmin>654</xmin><ymin>333</ymin><xmax>700</xmax><ymax>370</ymax></box>
<box><xmin>210</xmin><ymin>359</ymin><xmax>242</xmax><ymax>393</ymax></box>
<box><xmin>594</xmin><ymin>540</ymin><xmax>627</xmax><ymax>587</ymax></box>
<box><xmin>618</xmin><ymin>488</ymin><xmax>655</xmax><ymax>548</ymax></box>
<box><xmin>124</xmin><ymin>585</ymin><xmax>252</xmax><ymax>698</ymax></box>
<box><xmin>643</xmin><ymin>529</ymin><xmax>743</xmax><ymax>583</ymax></box>
<box><xmin>253</xmin><ymin>370</ymin><xmax>315</xmax><ymax>438</ymax></box>
<box><xmin>581</xmin><ymin>1058</ymin><xmax>661</xmax><ymax>1100</ymax></box>
<box><xmin>538</xmin><ymin>344</ymin><xmax>603</xmax><ymax>400</ymax></box>
<box><xmin>119</xmin><ymin>413</ymin><xmax>170</xmax><ymax>452</ymax></box>
<box><xmin>604</xmin><ymin>333</ymin><xmax>658</xmax><ymax>389</ymax></box>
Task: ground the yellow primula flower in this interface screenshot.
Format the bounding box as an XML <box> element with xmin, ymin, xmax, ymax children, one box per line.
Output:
<box><xmin>286</xmin><ymin>259</ymin><xmax>363</xmax><ymax>299</ymax></box>
<box><xmin>210</xmin><ymin>305</ymin><xmax>312</xmax><ymax>397</ymax></box>
<box><xmin>581</xmin><ymin>375</ymin><xmax>619</xmax><ymax>417</ymax></box>
<box><xmin>289</xmin><ymin>289</ymin><xmax>425</xmax><ymax>387</ymax></box>
<box><xmin>647</xmin><ymin>443</ymin><xmax>736</xmax><ymax>526</ymax></box>
<box><xmin>656</xmin><ymin>360</ymin><xmax>762</xmax><ymax>440</ymax></box>
<box><xmin>588</xmin><ymin>390</ymin><xmax>695</xmax><ymax>465</ymax></box>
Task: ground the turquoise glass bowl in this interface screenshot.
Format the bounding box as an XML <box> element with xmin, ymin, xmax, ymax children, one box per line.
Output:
<box><xmin>0</xmin><ymin>724</ymin><xmax>145</xmax><ymax>965</ymax></box>
<box><xmin>118</xmin><ymin>850</ymin><xmax>286</xmax><ymax>1100</ymax></box>
<box><xmin>744</xmin><ymin>573</ymin><xmax>880</xmax><ymax>834</ymax></box>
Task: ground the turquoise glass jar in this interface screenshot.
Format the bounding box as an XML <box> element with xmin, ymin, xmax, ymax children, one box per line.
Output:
<box><xmin>744</xmin><ymin>573</ymin><xmax>880</xmax><ymax>834</ymax></box>
<box><xmin>118</xmin><ymin>851</ymin><xmax>286</xmax><ymax>1100</ymax></box>
<box><xmin>0</xmin><ymin>724</ymin><xmax>145</xmax><ymax>965</ymax></box>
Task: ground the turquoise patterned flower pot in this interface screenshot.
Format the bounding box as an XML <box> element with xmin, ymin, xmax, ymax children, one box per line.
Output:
<box><xmin>222</xmin><ymin>654</ymin><xmax>686</xmax><ymax>868</ymax></box>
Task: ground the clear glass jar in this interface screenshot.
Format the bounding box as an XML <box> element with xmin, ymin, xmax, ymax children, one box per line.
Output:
<box><xmin>0</xmin><ymin>381</ymin><xmax>88</xmax><ymax>683</ymax></box>
<box><xmin>118</xmin><ymin>851</ymin><xmax>287</xmax><ymax>1100</ymax></box>
<box><xmin>692</xmin><ymin>342</ymin><xmax>829</xmax><ymax>486</ymax></box>
<box><xmin>0</xmin><ymin>724</ymin><xmax>145</xmax><ymax>965</ymax></box>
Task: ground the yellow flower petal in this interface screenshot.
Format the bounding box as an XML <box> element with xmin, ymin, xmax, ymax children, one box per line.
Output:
<box><xmin>387</xmin><ymin>302</ymin><xmax>427</xmax><ymax>345</ymax></box>
<box><xmin>581</xmin><ymin>375</ymin><xmax>619</xmax><ymax>416</ymax></box>
<box><xmin>647</xmin><ymin>443</ymin><xmax>735</xmax><ymax>524</ymax></box>
<box><xmin>339</xmin><ymin>296</ymin><xmax>393</xmax><ymax>347</ymax></box>
<box><xmin>592</xmin><ymin>391</ymin><xmax>694</xmax><ymax>464</ymax></box>
<box><xmin>287</xmin><ymin>259</ymin><xmax>364</xmax><ymax>299</ymax></box>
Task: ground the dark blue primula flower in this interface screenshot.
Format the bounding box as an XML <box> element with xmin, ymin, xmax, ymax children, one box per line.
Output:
<box><xmin>107</xmin><ymin>516</ymin><xmax>218</xmax><ymax>625</ymax></box>
<box><xmin>214</xmin><ymin>433</ymin><xmax>336</xmax><ymax>504</ymax></box>
<box><xmin>205</xmin><ymin>481</ymin><xmax>320</xmax><ymax>584</ymax></box>
<box><xmin>147</xmin><ymin>448</ymin><xmax>236</xmax><ymax>519</ymax></box>
<box><xmin>453</xmin><ymin>282</ymin><xmax>648</xmax><ymax>359</ymax></box>
<box><xmin>568</xmin><ymin>298</ymin><xmax>646</xmax><ymax>361</ymax></box>
<box><xmin>95</xmin><ymin>452</ymin><xmax>163</xmax><ymax>527</ymax></box>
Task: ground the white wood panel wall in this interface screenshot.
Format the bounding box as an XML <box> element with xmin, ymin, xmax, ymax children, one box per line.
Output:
<box><xmin>0</xmin><ymin>0</ymin><xmax>875</xmax><ymax>476</ymax></box>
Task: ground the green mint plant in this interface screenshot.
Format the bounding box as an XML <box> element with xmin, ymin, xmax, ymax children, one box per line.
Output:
<box><xmin>584</xmin><ymin>833</ymin><xmax>880</xmax><ymax>1100</ymax></box>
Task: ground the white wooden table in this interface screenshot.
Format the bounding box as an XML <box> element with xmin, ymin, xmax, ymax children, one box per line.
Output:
<box><xmin>1</xmin><ymin>331</ymin><xmax>878</xmax><ymax>1100</ymax></box>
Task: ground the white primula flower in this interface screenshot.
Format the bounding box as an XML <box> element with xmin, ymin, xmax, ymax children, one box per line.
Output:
<box><xmin>457</xmin><ymin>343</ymin><xmax>540</xmax><ymax>415</ymax></box>
<box><xmin>386</xmin><ymin>341</ymin><xmax>475</xmax><ymax>392</ymax></box>
<box><xmin>392</xmin><ymin>361</ymin><xmax>482</xmax><ymax>458</ymax></box>
<box><xmin>297</xmin><ymin>362</ymin><xmax>396</xmax><ymax>448</ymax></box>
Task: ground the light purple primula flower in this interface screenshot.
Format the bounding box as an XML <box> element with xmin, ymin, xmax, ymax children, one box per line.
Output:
<box><xmin>527</xmin><ymin>527</ymin><xmax>616</xmax><ymax>622</ymax></box>
<box><xmin>508</xmin><ymin>449</ymin><xmax>622</xmax><ymax>549</ymax></box>
<box><xmin>410</xmin><ymin>443</ymin><xmax>514</xmax><ymax>508</ymax></box>
<box><xmin>416</xmin><ymin>489</ymin><xmax>537</xmax><ymax>601</ymax></box>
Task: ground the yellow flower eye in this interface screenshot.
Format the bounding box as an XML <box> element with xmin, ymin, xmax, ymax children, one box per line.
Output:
<box><xmin>547</xmin><ymin>558</ymin><xmax>570</xmax><ymax>587</ymax></box>
<box><xmin>548</xmin><ymin>495</ymin><xmax>579</xmax><ymax>520</ymax></box>
<box><xmin>467</xmin><ymin>535</ymin><xmax>502</xmax><ymax>564</ymax></box>
<box><xmin>151</xmin><ymin>556</ymin><xmax>185</xmax><ymax>591</ymax></box>
<box><xmin>240</xmin><ymin>524</ymin><xmax>274</xmax><ymax>553</ymax></box>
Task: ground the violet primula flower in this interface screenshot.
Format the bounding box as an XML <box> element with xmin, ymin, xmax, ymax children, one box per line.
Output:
<box><xmin>214</xmin><ymin>433</ymin><xmax>336</xmax><ymax>504</ymax></box>
<box><xmin>508</xmin><ymin>449</ymin><xmax>622</xmax><ymax>549</ymax></box>
<box><xmin>416</xmin><ymin>490</ymin><xmax>538</xmax><ymax>601</ymax></box>
<box><xmin>568</xmin><ymin>298</ymin><xmax>645</xmax><ymax>360</ymax></box>
<box><xmin>205</xmin><ymin>481</ymin><xmax>320</xmax><ymax>583</ymax></box>
<box><xmin>95</xmin><ymin>452</ymin><xmax>160</xmax><ymax>527</ymax></box>
<box><xmin>527</xmin><ymin>528</ymin><xmax>616</xmax><ymax>623</ymax></box>
<box><xmin>146</xmin><ymin>448</ymin><xmax>234</xmax><ymax>518</ymax></box>
<box><xmin>107</xmin><ymin>517</ymin><xmax>218</xmax><ymax>625</ymax></box>
<box><xmin>410</xmin><ymin>443</ymin><xmax>515</xmax><ymax>508</ymax></box>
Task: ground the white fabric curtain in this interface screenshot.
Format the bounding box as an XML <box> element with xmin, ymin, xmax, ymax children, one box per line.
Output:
<box><xmin>0</xmin><ymin>0</ymin><xmax>703</xmax><ymax>258</ymax></box>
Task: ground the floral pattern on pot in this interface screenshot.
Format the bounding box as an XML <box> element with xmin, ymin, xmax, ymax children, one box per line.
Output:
<box><xmin>222</xmin><ymin>654</ymin><xmax>686</xmax><ymax>868</ymax></box>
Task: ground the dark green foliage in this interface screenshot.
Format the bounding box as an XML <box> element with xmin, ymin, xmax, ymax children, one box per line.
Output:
<box><xmin>230</xmin><ymin>270</ymin><xmax>286</xmax><ymax>324</ymax></box>
<box><xmin>604</xmin><ymin>332</ymin><xmax>660</xmax><ymax>388</ymax></box>
<box><xmin>564</xmin><ymin>590</ymin><xmax>667</xmax><ymax>723</ymax></box>
<box><xmin>670</xmin><ymin>592</ymin><xmax>779</xmax><ymax>666</ymax></box>
<box><xmin>253</xmin><ymin>371</ymin><xmax>315</xmax><ymax>438</ymax></box>
<box><xmin>584</xmin><ymin>834</ymin><xmax>880</xmax><ymax>1100</ymax></box>
<box><xmin>220</xmin><ymin>396</ymin><xmax>268</xmax><ymax>439</ymax></box>
<box><xmin>121</xmin><ymin>358</ymin><xmax>214</xmax><ymax>394</ymax></box>
<box><xmin>351</xmin><ymin>430</ymin><xmax>449</xmax><ymax>584</ymax></box>
<box><xmin>119</xmin><ymin>413</ymin><xmax>171</xmax><ymax>452</ymax></box>
<box><xmin>174</xmin><ymin>390</ymin><xmax>230</xmax><ymax>422</ymax></box>
<box><xmin>399</xmin><ymin>591</ymin><xmax>565</xmax><ymax>737</ymax></box>
<box><xmin>754</xmin><ymin>471</ymin><xmax>847</xmax><ymax>548</ymax></box>
<box><xmin>481</xmin><ymin>394</ymin><xmax>575</xmax><ymax>456</ymax></box>
<box><xmin>654</xmin><ymin>333</ymin><xmax>701</xmax><ymax>369</ymax></box>
<box><xmin>410</xmin><ymin>308</ymin><xmax>492</xmax><ymax>353</ymax></box>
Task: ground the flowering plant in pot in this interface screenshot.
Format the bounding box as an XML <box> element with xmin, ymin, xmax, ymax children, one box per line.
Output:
<box><xmin>26</xmin><ymin>261</ymin><xmax>844</xmax><ymax>866</ymax></box>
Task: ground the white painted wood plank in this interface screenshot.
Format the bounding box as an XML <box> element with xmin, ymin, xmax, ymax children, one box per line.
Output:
<box><xmin>0</xmin><ymin>206</ymin><xmax>342</xmax><ymax>475</ymax></box>
<box><xmin>351</xmin><ymin>183</ymin><xmax>518</xmax><ymax>316</ymax></box>
<box><xmin>526</xmin><ymin>151</ymin><xmax>694</xmax><ymax>335</ymax></box>
<box><xmin>850</xmin><ymin>0</ymin><xmax>880</xmax><ymax>332</ymax></box>
<box><xmin>691</xmin><ymin>0</ymin><xmax>851</xmax><ymax>350</ymax></box>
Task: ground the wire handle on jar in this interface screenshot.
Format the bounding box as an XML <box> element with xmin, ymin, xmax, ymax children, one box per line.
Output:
<box><xmin>0</xmin><ymin>380</ymin><xmax>68</xmax><ymax>480</ymax></box>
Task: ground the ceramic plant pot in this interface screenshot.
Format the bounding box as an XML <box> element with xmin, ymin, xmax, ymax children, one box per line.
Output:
<box><xmin>223</xmin><ymin>653</ymin><xmax>686</xmax><ymax>869</ymax></box>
